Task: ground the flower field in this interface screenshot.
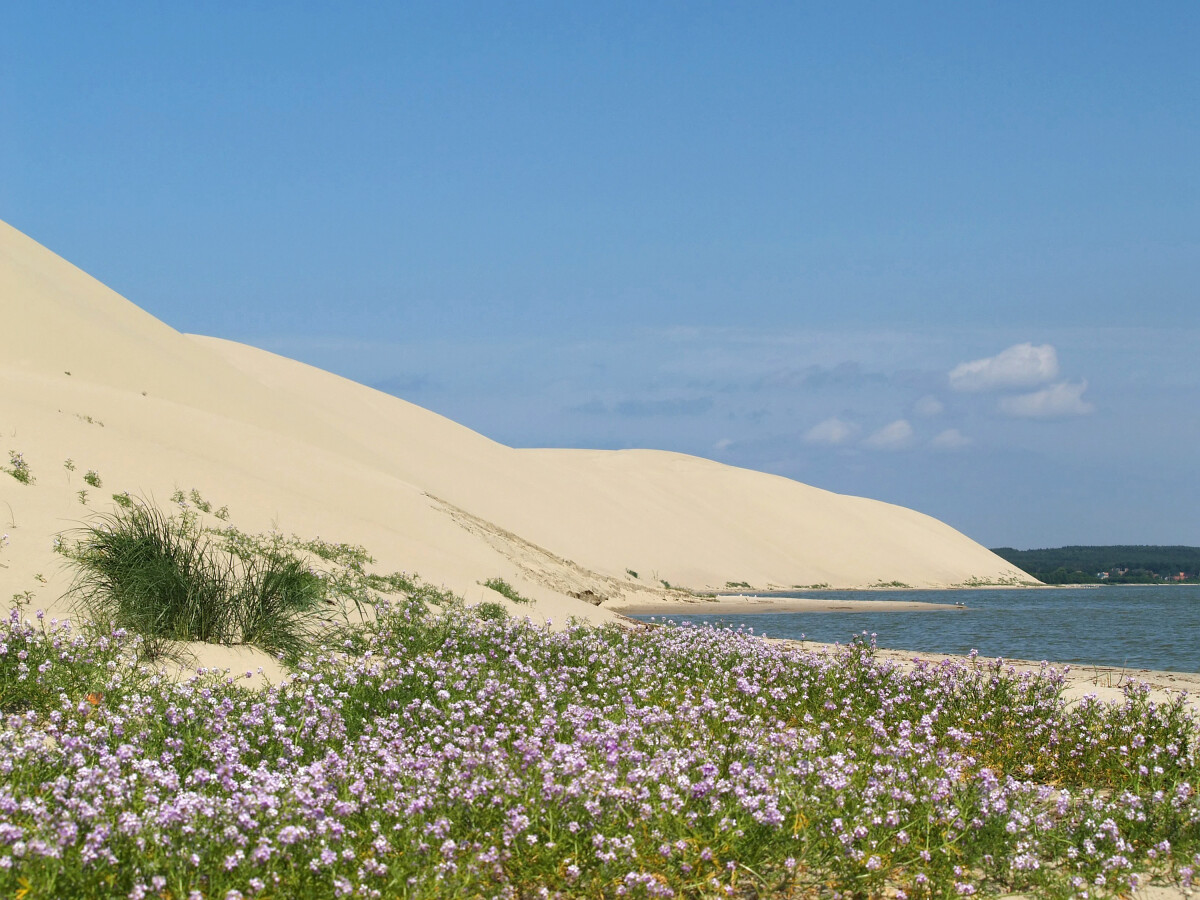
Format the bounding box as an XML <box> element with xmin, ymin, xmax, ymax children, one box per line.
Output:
<box><xmin>2</xmin><ymin>600</ymin><xmax>1198</xmax><ymax>898</ymax></box>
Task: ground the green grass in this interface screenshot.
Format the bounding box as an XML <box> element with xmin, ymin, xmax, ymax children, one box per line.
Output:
<box><xmin>65</xmin><ymin>500</ymin><xmax>327</xmax><ymax>661</ymax></box>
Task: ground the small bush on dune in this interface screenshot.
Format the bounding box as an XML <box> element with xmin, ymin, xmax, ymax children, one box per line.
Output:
<box><xmin>483</xmin><ymin>576</ymin><xmax>534</xmax><ymax>604</ymax></box>
<box><xmin>473</xmin><ymin>599</ymin><xmax>509</xmax><ymax>620</ymax></box>
<box><xmin>67</xmin><ymin>500</ymin><xmax>326</xmax><ymax>660</ymax></box>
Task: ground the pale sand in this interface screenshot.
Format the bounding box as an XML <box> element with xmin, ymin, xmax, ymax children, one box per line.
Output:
<box><xmin>615</xmin><ymin>595</ymin><xmax>960</xmax><ymax>614</ymax></box>
<box><xmin>0</xmin><ymin>216</ymin><xmax>1035</xmax><ymax>663</ymax></box>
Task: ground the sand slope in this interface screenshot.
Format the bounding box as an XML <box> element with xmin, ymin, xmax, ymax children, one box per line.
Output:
<box><xmin>0</xmin><ymin>219</ymin><xmax>1031</xmax><ymax>639</ymax></box>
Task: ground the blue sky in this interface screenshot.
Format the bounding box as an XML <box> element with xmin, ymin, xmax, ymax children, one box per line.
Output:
<box><xmin>3</xmin><ymin>3</ymin><xmax>1197</xmax><ymax>547</ymax></box>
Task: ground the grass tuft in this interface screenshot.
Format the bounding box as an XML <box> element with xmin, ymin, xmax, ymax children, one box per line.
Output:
<box><xmin>66</xmin><ymin>500</ymin><xmax>326</xmax><ymax>660</ymax></box>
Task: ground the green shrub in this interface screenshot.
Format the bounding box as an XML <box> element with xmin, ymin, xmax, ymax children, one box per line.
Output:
<box><xmin>83</xmin><ymin>469</ymin><xmax>102</xmax><ymax>488</ymax></box>
<box><xmin>474</xmin><ymin>600</ymin><xmax>509</xmax><ymax>621</ymax></box>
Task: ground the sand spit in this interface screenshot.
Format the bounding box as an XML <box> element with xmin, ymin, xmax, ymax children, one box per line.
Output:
<box><xmin>613</xmin><ymin>595</ymin><xmax>959</xmax><ymax>614</ymax></box>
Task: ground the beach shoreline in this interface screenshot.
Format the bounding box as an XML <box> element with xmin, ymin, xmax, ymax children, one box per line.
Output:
<box><xmin>613</xmin><ymin>595</ymin><xmax>962</xmax><ymax>615</ymax></box>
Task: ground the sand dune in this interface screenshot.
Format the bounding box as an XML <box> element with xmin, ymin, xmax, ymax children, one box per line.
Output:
<box><xmin>0</xmin><ymin>218</ymin><xmax>1032</xmax><ymax>648</ymax></box>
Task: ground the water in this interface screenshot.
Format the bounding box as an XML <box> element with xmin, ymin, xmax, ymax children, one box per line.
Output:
<box><xmin>631</xmin><ymin>585</ymin><xmax>1200</xmax><ymax>673</ymax></box>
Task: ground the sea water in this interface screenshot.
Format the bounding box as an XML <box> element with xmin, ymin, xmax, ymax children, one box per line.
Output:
<box><xmin>631</xmin><ymin>585</ymin><xmax>1200</xmax><ymax>673</ymax></box>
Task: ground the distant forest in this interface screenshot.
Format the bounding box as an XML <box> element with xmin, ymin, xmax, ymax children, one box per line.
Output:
<box><xmin>990</xmin><ymin>546</ymin><xmax>1200</xmax><ymax>585</ymax></box>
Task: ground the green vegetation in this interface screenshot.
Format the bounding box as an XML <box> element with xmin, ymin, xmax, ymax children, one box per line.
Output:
<box><xmin>4</xmin><ymin>451</ymin><xmax>33</xmax><ymax>484</ymax></box>
<box><xmin>473</xmin><ymin>599</ymin><xmax>510</xmax><ymax>620</ymax></box>
<box><xmin>83</xmin><ymin>469</ymin><xmax>102</xmax><ymax>488</ymax></box>
<box><xmin>66</xmin><ymin>500</ymin><xmax>330</xmax><ymax>660</ymax></box>
<box><xmin>482</xmin><ymin>576</ymin><xmax>534</xmax><ymax>605</ymax></box>
<box><xmin>725</xmin><ymin>580</ymin><xmax>751</xmax><ymax>589</ymax></box>
<box><xmin>625</xmin><ymin>567</ymin><xmax>639</xmax><ymax>579</ymax></box>
<box><xmin>3</xmin><ymin>604</ymin><xmax>1199</xmax><ymax>898</ymax></box>
<box><xmin>992</xmin><ymin>545</ymin><xmax>1200</xmax><ymax>584</ymax></box>
<box><xmin>112</xmin><ymin>491</ymin><xmax>133</xmax><ymax>508</ymax></box>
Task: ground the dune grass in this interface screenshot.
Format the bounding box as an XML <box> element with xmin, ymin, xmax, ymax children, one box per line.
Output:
<box><xmin>66</xmin><ymin>500</ymin><xmax>326</xmax><ymax>660</ymax></box>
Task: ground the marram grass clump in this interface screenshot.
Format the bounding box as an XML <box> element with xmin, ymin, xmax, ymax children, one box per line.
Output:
<box><xmin>2</xmin><ymin>600</ymin><xmax>1199</xmax><ymax>899</ymax></box>
<box><xmin>65</xmin><ymin>500</ymin><xmax>326</xmax><ymax>660</ymax></box>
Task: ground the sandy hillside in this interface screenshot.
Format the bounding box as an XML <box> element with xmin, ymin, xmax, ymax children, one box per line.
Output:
<box><xmin>0</xmin><ymin>218</ymin><xmax>1032</xmax><ymax>634</ymax></box>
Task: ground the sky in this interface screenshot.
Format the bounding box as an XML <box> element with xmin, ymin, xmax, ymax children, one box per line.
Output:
<box><xmin>3</xmin><ymin>3</ymin><xmax>1197</xmax><ymax>548</ymax></box>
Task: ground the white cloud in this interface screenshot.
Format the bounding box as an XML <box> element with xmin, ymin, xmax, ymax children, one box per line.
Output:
<box><xmin>804</xmin><ymin>417</ymin><xmax>857</xmax><ymax>446</ymax></box>
<box><xmin>949</xmin><ymin>342</ymin><xmax>1059</xmax><ymax>392</ymax></box>
<box><xmin>913</xmin><ymin>395</ymin><xmax>944</xmax><ymax>417</ymax></box>
<box><xmin>999</xmin><ymin>380</ymin><xmax>1094</xmax><ymax>419</ymax></box>
<box><xmin>713</xmin><ymin>437</ymin><xmax>734</xmax><ymax>452</ymax></box>
<box><xmin>930</xmin><ymin>428</ymin><xmax>971</xmax><ymax>450</ymax></box>
<box><xmin>863</xmin><ymin>419</ymin><xmax>914</xmax><ymax>450</ymax></box>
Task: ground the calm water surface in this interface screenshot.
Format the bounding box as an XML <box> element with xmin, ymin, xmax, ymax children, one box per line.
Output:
<box><xmin>631</xmin><ymin>585</ymin><xmax>1200</xmax><ymax>673</ymax></box>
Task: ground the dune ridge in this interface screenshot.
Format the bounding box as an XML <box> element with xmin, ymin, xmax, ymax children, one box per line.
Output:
<box><xmin>0</xmin><ymin>219</ymin><xmax>1031</xmax><ymax>632</ymax></box>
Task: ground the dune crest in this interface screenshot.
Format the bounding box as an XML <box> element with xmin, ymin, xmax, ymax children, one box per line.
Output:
<box><xmin>0</xmin><ymin>219</ymin><xmax>1031</xmax><ymax>631</ymax></box>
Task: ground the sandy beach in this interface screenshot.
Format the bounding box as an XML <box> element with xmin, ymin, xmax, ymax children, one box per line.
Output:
<box><xmin>614</xmin><ymin>594</ymin><xmax>961</xmax><ymax>614</ymax></box>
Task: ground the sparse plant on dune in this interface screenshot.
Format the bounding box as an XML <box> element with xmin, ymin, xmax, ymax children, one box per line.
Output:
<box><xmin>83</xmin><ymin>469</ymin><xmax>102</xmax><ymax>488</ymax></box>
<box><xmin>483</xmin><ymin>576</ymin><xmax>534</xmax><ymax>605</ymax></box>
<box><xmin>625</xmin><ymin>567</ymin><xmax>639</xmax><ymax>579</ymax></box>
<box><xmin>5</xmin><ymin>451</ymin><xmax>33</xmax><ymax>484</ymax></box>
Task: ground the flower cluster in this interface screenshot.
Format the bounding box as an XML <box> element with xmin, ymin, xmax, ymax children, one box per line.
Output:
<box><xmin>1</xmin><ymin>602</ymin><xmax>1197</xmax><ymax>898</ymax></box>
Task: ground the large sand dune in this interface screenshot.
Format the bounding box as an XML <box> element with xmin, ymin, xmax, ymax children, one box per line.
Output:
<box><xmin>0</xmin><ymin>218</ymin><xmax>1031</xmax><ymax>633</ymax></box>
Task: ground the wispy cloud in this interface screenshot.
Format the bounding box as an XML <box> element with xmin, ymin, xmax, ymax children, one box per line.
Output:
<box><xmin>999</xmin><ymin>381</ymin><xmax>1094</xmax><ymax>419</ymax></box>
<box><xmin>913</xmin><ymin>395</ymin><xmax>944</xmax><ymax>417</ymax></box>
<box><xmin>949</xmin><ymin>343</ymin><xmax>1058</xmax><ymax>392</ymax></box>
<box><xmin>930</xmin><ymin>428</ymin><xmax>971</xmax><ymax>450</ymax></box>
<box><xmin>863</xmin><ymin>419</ymin><xmax>914</xmax><ymax>450</ymax></box>
<box><xmin>804</xmin><ymin>417</ymin><xmax>858</xmax><ymax>446</ymax></box>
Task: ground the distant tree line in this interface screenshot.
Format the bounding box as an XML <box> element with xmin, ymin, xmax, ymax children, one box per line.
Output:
<box><xmin>990</xmin><ymin>545</ymin><xmax>1200</xmax><ymax>585</ymax></box>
